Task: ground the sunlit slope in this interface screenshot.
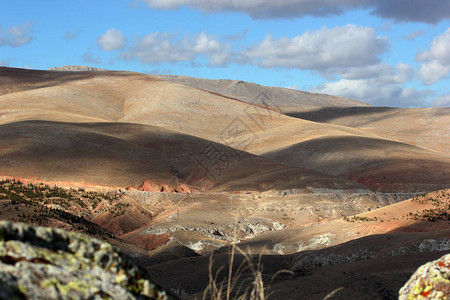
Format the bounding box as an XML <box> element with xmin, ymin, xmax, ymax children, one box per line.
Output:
<box><xmin>262</xmin><ymin>135</ymin><xmax>450</xmax><ymax>192</ymax></box>
<box><xmin>288</xmin><ymin>106</ymin><xmax>450</xmax><ymax>154</ymax></box>
<box><xmin>233</xmin><ymin>189</ymin><xmax>450</xmax><ymax>255</ymax></box>
<box><xmin>1</xmin><ymin>67</ymin><xmax>299</xmax><ymax>142</ymax></box>
<box><xmin>1</xmin><ymin>67</ymin><xmax>448</xmax><ymax>192</ymax></box>
<box><xmin>0</xmin><ymin>120</ymin><xmax>366</xmax><ymax>191</ymax></box>
<box><xmin>157</xmin><ymin>74</ymin><xmax>370</xmax><ymax>112</ymax></box>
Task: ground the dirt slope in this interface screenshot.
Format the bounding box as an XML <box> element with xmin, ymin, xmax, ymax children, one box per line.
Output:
<box><xmin>0</xmin><ymin>119</ymin><xmax>366</xmax><ymax>192</ymax></box>
<box><xmin>157</xmin><ymin>74</ymin><xmax>370</xmax><ymax>112</ymax></box>
<box><xmin>1</xmin><ymin>67</ymin><xmax>449</xmax><ymax>193</ymax></box>
<box><xmin>289</xmin><ymin>106</ymin><xmax>450</xmax><ymax>154</ymax></box>
<box><xmin>143</xmin><ymin>190</ymin><xmax>449</xmax><ymax>299</ymax></box>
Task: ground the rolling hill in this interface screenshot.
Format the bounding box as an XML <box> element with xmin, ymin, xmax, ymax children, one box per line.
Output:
<box><xmin>1</xmin><ymin>66</ymin><xmax>448</xmax><ymax>193</ymax></box>
<box><xmin>1</xmin><ymin>66</ymin><xmax>449</xmax><ymax>299</ymax></box>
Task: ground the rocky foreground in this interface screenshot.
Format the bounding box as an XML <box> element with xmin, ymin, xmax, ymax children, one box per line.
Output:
<box><xmin>0</xmin><ymin>221</ymin><xmax>171</xmax><ymax>299</ymax></box>
<box><xmin>1</xmin><ymin>220</ymin><xmax>449</xmax><ymax>300</ymax></box>
<box><xmin>399</xmin><ymin>253</ymin><xmax>449</xmax><ymax>299</ymax></box>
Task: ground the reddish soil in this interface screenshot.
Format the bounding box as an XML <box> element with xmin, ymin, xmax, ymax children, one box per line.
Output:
<box><xmin>138</xmin><ymin>179</ymin><xmax>196</xmax><ymax>193</ymax></box>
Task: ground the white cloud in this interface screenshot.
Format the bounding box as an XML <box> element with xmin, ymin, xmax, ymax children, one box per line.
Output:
<box><xmin>97</xmin><ymin>28</ymin><xmax>125</xmax><ymax>51</ymax></box>
<box><xmin>240</xmin><ymin>25</ymin><xmax>388</xmax><ymax>71</ymax></box>
<box><xmin>431</xmin><ymin>93</ymin><xmax>450</xmax><ymax>107</ymax></box>
<box><xmin>417</xmin><ymin>28</ymin><xmax>450</xmax><ymax>85</ymax></box>
<box><xmin>141</xmin><ymin>0</ymin><xmax>450</xmax><ymax>23</ymax></box>
<box><xmin>0</xmin><ymin>22</ymin><xmax>33</xmax><ymax>47</ymax></box>
<box><xmin>311</xmin><ymin>63</ymin><xmax>433</xmax><ymax>107</ymax></box>
<box><xmin>417</xmin><ymin>29</ymin><xmax>450</xmax><ymax>63</ymax></box>
<box><xmin>336</xmin><ymin>63</ymin><xmax>413</xmax><ymax>82</ymax></box>
<box><xmin>122</xmin><ymin>32</ymin><xmax>230</xmax><ymax>66</ymax></box>
<box><xmin>418</xmin><ymin>61</ymin><xmax>450</xmax><ymax>85</ymax></box>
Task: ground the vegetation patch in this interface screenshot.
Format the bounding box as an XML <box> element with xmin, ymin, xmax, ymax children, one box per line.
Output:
<box><xmin>0</xmin><ymin>179</ymin><xmax>132</xmax><ymax>238</ymax></box>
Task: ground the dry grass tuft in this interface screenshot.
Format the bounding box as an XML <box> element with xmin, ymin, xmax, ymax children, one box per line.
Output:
<box><xmin>202</xmin><ymin>243</ymin><xmax>292</xmax><ymax>300</ymax></box>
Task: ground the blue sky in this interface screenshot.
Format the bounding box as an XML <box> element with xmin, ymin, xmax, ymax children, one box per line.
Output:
<box><xmin>1</xmin><ymin>0</ymin><xmax>449</xmax><ymax>107</ymax></box>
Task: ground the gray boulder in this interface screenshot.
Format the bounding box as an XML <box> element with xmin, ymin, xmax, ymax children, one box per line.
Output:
<box><xmin>0</xmin><ymin>221</ymin><xmax>171</xmax><ymax>299</ymax></box>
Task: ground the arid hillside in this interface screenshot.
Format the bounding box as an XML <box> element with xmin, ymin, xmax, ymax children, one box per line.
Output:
<box><xmin>288</xmin><ymin>106</ymin><xmax>450</xmax><ymax>154</ymax></box>
<box><xmin>157</xmin><ymin>74</ymin><xmax>370</xmax><ymax>112</ymax></box>
<box><xmin>1</xmin><ymin>67</ymin><xmax>449</xmax><ymax>193</ymax></box>
<box><xmin>0</xmin><ymin>66</ymin><xmax>449</xmax><ymax>299</ymax></box>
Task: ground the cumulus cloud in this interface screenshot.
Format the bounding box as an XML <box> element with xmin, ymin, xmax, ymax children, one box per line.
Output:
<box><xmin>141</xmin><ymin>0</ymin><xmax>450</xmax><ymax>23</ymax></box>
<box><xmin>336</xmin><ymin>63</ymin><xmax>413</xmax><ymax>81</ymax></box>
<box><xmin>418</xmin><ymin>61</ymin><xmax>450</xmax><ymax>85</ymax></box>
<box><xmin>240</xmin><ymin>25</ymin><xmax>388</xmax><ymax>71</ymax></box>
<box><xmin>417</xmin><ymin>28</ymin><xmax>450</xmax><ymax>85</ymax></box>
<box><xmin>431</xmin><ymin>93</ymin><xmax>450</xmax><ymax>107</ymax></box>
<box><xmin>311</xmin><ymin>63</ymin><xmax>432</xmax><ymax>107</ymax></box>
<box><xmin>141</xmin><ymin>0</ymin><xmax>355</xmax><ymax>18</ymax></box>
<box><xmin>0</xmin><ymin>22</ymin><xmax>34</xmax><ymax>47</ymax></box>
<box><xmin>97</xmin><ymin>28</ymin><xmax>125</xmax><ymax>51</ymax></box>
<box><xmin>370</xmin><ymin>0</ymin><xmax>450</xmax><ymax>24</ymax></box>
<box><xmin>122</xmin><ymin>32</ymin><xmax>230</xmax><ymax>66</ymax></box>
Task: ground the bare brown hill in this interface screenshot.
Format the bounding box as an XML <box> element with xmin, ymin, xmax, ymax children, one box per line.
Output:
<box><xmin>1</xmin><ymin>66</ymin><xmax>449</xmax><ymax>300</ymax></box>
<box><xmin>288</xmin><ymin>106</ymin><xmax>450</xmax><ymax>154</ymax></box>
<box><xmin>0</xmin><ymin>66</ymin><xmax>449</xmax><ymax>193</ymax></box>
<box><xmin>262</xmin><ymin>135</ymin><xmax>450</xmax><ymax>192</ymax></box>
<box><xmin>0</xmin><ymin>120</ymin><xmax>364</xmax><ymax>192</ymax></box>
<box><xmin>157</xmin><ymin>74</ymin><xmax>370</xmax><ymax>112</ymax></box>
<box><xmin>156</xmin><ymin>73</ymin><xmax>449</xmax><ymax>156</ymax></box>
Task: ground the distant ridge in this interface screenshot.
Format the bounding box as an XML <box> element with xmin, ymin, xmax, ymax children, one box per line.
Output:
<box><xmin>46</xmin><ymin>67</ymin><xmax>369</xmax><ymax>111</ymax></box>
<box><xmin>158</xmin><ymin>74</ymin><xmax>370</xmax><ymax>112</ymax></box>
<box><xmin>49</xmin><ymin>65</ymin><xmax>105</xmax><ymax>71</ymax></box>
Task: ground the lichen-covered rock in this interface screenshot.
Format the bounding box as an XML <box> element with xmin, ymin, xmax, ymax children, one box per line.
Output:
<box><xmin>0</xmin><ymin>221</ymin><xmax>171</xmax><ymax>299</ymax></box>
<box><xmin>399</xmin><ymin>253</ymin><xmax>449</xmax><ymax>299</ymax></box>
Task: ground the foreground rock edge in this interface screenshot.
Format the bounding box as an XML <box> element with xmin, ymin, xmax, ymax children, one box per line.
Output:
<box><xmin>0</xmin><ymin>221</ymin><xmax>172</xmax><ymax>299</ymax></box>
<box><xmin>399</xmin><ymin>253</ymin><xmax>449</xmax><ymax>299</ymax></box>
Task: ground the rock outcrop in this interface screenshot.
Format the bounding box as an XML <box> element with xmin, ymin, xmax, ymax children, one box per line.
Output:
<box><xmin>399</xmin><ymin>253</ymin><xmax>449</xmax><ymax>299</ymax></box>
<box><xmin>49</xmin><ymin>65</ymin><xmax>105</xmax><ymax>71</ymax></box>
<box><xmin>0</xmin><ymin>221</ymin><xmax>171</xmax><ymax>299</ymax></box>
<box><xmin>138</xmin><ymin>179</ymin><xmax>194</xmax><ymax>193</ymax></box>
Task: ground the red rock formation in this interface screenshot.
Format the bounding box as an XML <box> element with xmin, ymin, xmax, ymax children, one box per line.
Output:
<box><xmin>138</xmin><ymin>179</ymin><xmax>195</xmax><ymax>193</ymax></box>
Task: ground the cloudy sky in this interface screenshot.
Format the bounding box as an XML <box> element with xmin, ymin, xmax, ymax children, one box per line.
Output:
<box><xmin>1</xmin><ymin>1</ymin><xmax>450</xmax><ymax>107</ymax></box>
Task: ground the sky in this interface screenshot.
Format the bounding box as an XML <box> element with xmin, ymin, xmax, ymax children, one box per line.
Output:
<box><xmin>1</xmin><ymin>1</ymin><xmax>450</xmax><ymax>107</ymax></box>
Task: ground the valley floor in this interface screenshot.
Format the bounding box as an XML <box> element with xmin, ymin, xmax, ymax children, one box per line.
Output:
<box><xmin>0</xmin><ymin>177</ymin><xmax>448</xmax><ymax>299</ymax></box>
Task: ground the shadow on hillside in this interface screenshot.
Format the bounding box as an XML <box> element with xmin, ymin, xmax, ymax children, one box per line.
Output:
<box><xmin>0</xmin><ymin>120</ymin><xmax>271</xmax><ymax>189</ymax></box>
<box><xmin>261</xmin><ymin>135</ymin><xmax>450</xmax><ymax>191</ymax></box>
<box><xmin>0</xmin><ymin>67</ymin><xmax>136</xmax><ymax>95</ymax></box>
<box><xmin>287</xmin><ymin>106</ymin><xmax>398</xmax><ymax>123</ymax></box>
<box><xmin>262</xmin><ymin>135</ymin><xmax>430</xmax><ymax>169</ymax></box>
<box><xmin>387</xmin><ymin>219</ymin><xmax>450</xmax><ymax>234</ymax></box>
<box><xmin>143</xmin><ymin>230</ymin><xmax>449</xmax><ymax>299</ymax></box>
